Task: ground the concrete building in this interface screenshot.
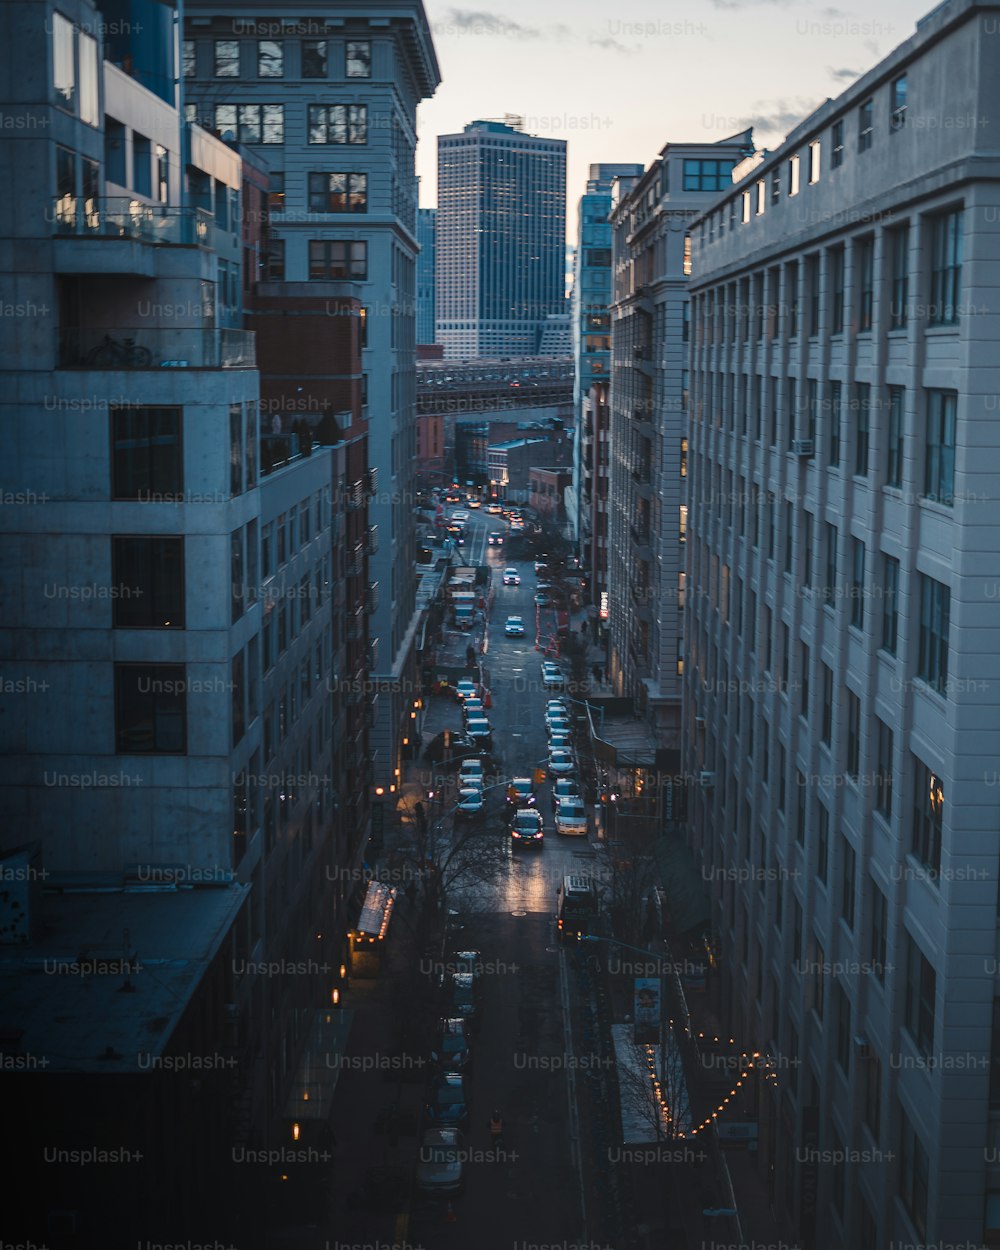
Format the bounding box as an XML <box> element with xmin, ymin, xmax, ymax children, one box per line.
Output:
<box><xmin>528</xmin><ymin>466</ymin><xmax>572</xmax><ymax>520</ymax></box>
<box><xmin>184</xmin><ymin>0</ymin><xmax>441</xmax><ymax>794</ymax></box>
<box><xmin>416</xmin><ymin>205</ymin><xmax>436</xmax><ymax>345</ymax></box>
<box><xmin>486</xmin><ymin>433</ymin><xmax>571</xmax><ymax>503</ymax></box>
<box><xmin>436</xmin><ymin>118</ymin><xmax>566</xmax><ymax>359</ymax></box>
<box><xmin>0</xmin><ymin>0</ymin><xmax>373</xmax><ymax>1236</ymax></box>
<box><xmin>683</xmin><ymin>2</ymin><xmax>1000</xmax><ymax>1244</ymax></box>
<box><xmin>607</xmin><ymin>131</ymin><xmax>752</xmax><ymax>753</ymax></box>
<box><xmin>570</xmin><ymin>162</ymin><xmax>644</xmax><ymax>575</ymax></box>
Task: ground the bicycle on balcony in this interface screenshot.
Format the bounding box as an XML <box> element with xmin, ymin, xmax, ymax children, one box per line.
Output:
<box><xmin>85</xmin><ymin>334</ymin><xmax>152</xmax><ymax>368</ymax></box>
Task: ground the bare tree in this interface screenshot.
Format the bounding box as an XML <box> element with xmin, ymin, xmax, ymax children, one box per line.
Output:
<box><xmin>612</xmin><ymin>1024</ymin><xmax>693</xmax><ymax>1145</ymax></box>
<box><xmin>604</xmin><ymin>820</ymin><xmax>660</xmax><ymax>948</ymax></box>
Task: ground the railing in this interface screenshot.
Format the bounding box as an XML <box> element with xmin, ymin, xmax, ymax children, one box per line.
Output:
<box><xmin>367</xmin><ymin>524</ymin><xmax>379</xmax><ymax>555</ymax></box>
<box><xmin>52</xmin><ymin>197</ymin><xmax>215</xmax><ymax>247</ymax></box>
<box><xmin>345</xmin><ymin>483</ymin><xmax>364</xmax><ymax>511</ymax></box>
<box><xmin>60</xmin><ymin>326</ymin><xmax>255</xmax><ymax>370</ymax></box>
<box><xmin>365</xmin><ymin>467</ymin><xmax>379</xmax><ymax>497</ymax></box>
<box><xmin>366</xmin><ymin>581</ymin><xmax>379</xmax><ymax>615</ymax></box>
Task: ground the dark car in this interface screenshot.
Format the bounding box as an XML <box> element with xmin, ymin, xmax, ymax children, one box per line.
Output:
<box><xmin>424</xmin><ymin>1070</ymin><xmax>470</xmax><ymax>1131</ymax></box>
<box><xmin>429</xmin><ymin>1017</ymin><xmax>473</xmax><ymax>1072</ymax></box>
<box><xmin>510</xmin><ymin>807</ymin><xmax>544</xmax><ymax>847</ymax></box>
<box><xmin>415</xmin><ymin>1127</ymin><xmax>465</xmax><ymax>1197</ymax></box>
<box><xmin>442</xmin><ymin>971</ymin><xmax>479</xmax><ymax>1030</ymax></box>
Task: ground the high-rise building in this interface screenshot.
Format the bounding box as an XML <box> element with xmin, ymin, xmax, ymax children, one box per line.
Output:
<box><xmin>607</xmin><ymin>132</ymin><xmax>751</xmax><ymax>754</ymax></box>
<box><xmin>416</xmin><ymin>205</ymin><xmax>436</xmax><ymax>345</ymax></box>
<box><xmin>436</xmin><ymin>119</ymin><xmax>566</xmax><ymax>359</ymax></box>
<box><xmin>184</xmin><ymin>0</ymin><xmax>440</xmax><ymax>793</ymax></box>
<box><xmin>0</xmin><ymin>0</ymin><xmax>369</xmax><ymax>1237</ymax></box>
<box><xmin>570</xmin><ymin>163</ymin><xmax>644</xmax><ymax>595</ymax></box>
<box><xmin>684</xmin><ymin>2</ymin><xmax>1000</xmax><ymax>1244</ymax></box>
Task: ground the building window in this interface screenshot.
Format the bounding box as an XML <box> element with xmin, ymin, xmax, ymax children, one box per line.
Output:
<box><xmin>830</xmin><ymin>118</ymin><xmax>844</xmax><ymax>169</ymax></box>
<box><xmin>899</xmin><ymin>1107</ymin><xmax>930</xmax><ymax>1237</ymax></box>
<box><xmin>828</xmin><ymin>379</ymin><xmax>841</xmax><ymax>464</ymax></box>
<box><xmin>881</xmin><ymin>555</ymin><xmax>900</xmax><ymax>653</ymax></box>
<box><xmin>850</xmin><ymin>538</ymin><xmax>865</xmax><ymax>629</ymax></box>
<box><xmin>132</xmin><ymin>133</ymin><xmax>151</xmax><ymax>197</ymax></box>
<box><xmin>870</xmin><ymin>882</ymin><xmax>887</xmax><ymax>982</ymax></box>
<box><xmin>891</xmin><ymin>73</ymin><xmax>908</xmax><ymax>130</ymax></box>
<box><xmin>111</xmin><ymin>407</ymin><xmax>182</xmax><ymax>499</ymax></box>
<box><xmin>214</xmin><ymin>103</ymin><xmax>284</xmax><ymax>145</ymax></box>
<box><xmin>53</xmin><ymin>12</ymin><xmax>76</xmax><ymax>107</ymax></box>
<box><xmin>302</xmin><ymin>39</ymin><xmax>327</xmax><ymax>77</ymax></box>
<box><xmin>756</xmin><ymin>179</ymin><xmax>766</xmax><ymax>215</ymax></box>
<box><xmin>829</xmin><ymin>246</ymin><xmax>845</xmax><ymax>333</ymax></box>
<box><xmin>112</xmin><ymin>537</ymin><xmax>185</xmax><ymax>628</ymax></box>
<box><xmin>889</xmin><ymin>225</ymin><xmax>909</xmax><ymax>329</ymax></box>
<box><xmin>265</xmin><ymin>238</ymin><xmax>285</xmax><ymax>281</ymax></box>
<box><xmin>845</xmin><ymin>689</ymin><xmax>860</xmax><ymax>779</ymax></box>
<box><xmin>308</xmin><ymin>102</ymin><xmax>367</xmax><ymax>144</ymax></box>
<box><xmin>834</xmin><ymin>981</ymin><xmax>851</xmax><ymax>1071</ymax></box>
<box><xmin>155</xmin><ymin>144</ymin><xmax>168</xmax><ymax>203</ymax></box>
<box><xmin>214</xmin><ymin>39</ymin><xmax>240</xmax><ymax>77</ymax></box>
<box><xmin>912</xmin><ymin>760</ymin><xmax>944</xmax><ymax>874</ymax></box>
<box><xmin>770</xmin><ymin>168</ymin><xmax>780</xmax><ymax>205</ymax></box>
<box><xmin>788</xmin><ymin>153</ymin><xmax>800</xmax><ymax>196</ymax></box>
<box><xmin>308</xmin><ymin>171</ymin><xmax>367</xmax><ymax>213</ymax></box>
<box><xmin>854</xmin><ymin>383</ymin><xmax>870</xmax><ymax>476</ymax></box>
<box><xmin>858</xmin><ymin>98</ymin><xmax>874</xmax><ymax>151</ymax></box>
<box><xmin>231</xmin><ymin>528</ymin><xmax>244</xmax><ymax>623</ymax></box>
<box><xmin>257</xmin><ymin>39</ymin><xmax>283</xmax><ymax>77</ymax></box>
<box><xmin>917</xmin><ymin>573</ymin><xmax>950</xmax><ymax>694</ymax></box>
<box><xmin>929</xmin><ymin>208</ymin><xmax>963</xmax><ymax>325</ymax></box>
<box><xmin>904</xmin><ymin>932</ymin><xmax>937</xmax><ymax>1057</ymax></box>
<box><xmin>875</xmin><ymin>720</ymin><xmax>894</xmax><ymax>817</ymax></box>
<box><xmin>808</xmin><ymin>140</ymin><xmax>821</xmax><ymax>184</ymax></box>
<box><xmin>807</xmin><ymin>254</ymin><xmax>820</xmax><ymax>336</ymax></box>
<box><xmin>741</xmin><ymin>190</ymin><xmax>751</xmax><ymax>223</ymax></box>
<box><xmin>821</xmin><ymin>665</ymin><xmax>833</xmax><ymax>745</ymax></box>
<box><xmin>79</xmin><ymin>31</ymin><xmax>99</xmax><ymax>127</ymax></box>
<box><xmin>682</xmin><ymin>158</ymin><xmax>734</xmax><ymax>191</ymax></box>
<box><xmin>683</xmin><ymin>233</ymin><xmax>692</xmax><ymax>276</ymax></box>
<box><xmin>309</xmin><ymin>240</ymin><xmax>367</xmax><ymax>280</ymax></box>
<box><xmin>841</xmin><ymin>837</ymin><xmax>856</xmax><ymax>929</ymax></box>
<box><xmin>823</xmin><ymin>523</ymin><xmax>838</xmax><ymax>605</ymax></box>
<box><xmin>346</xmin><ymin>40</ymin><xmax>372</xmax><ymax>76</ymax></box>
<box><xmin>115</xmin><ymin>664</ymin><xmax>187</xmax><ymax>753</ymax></box>
<box><xmin>924</xmin><ymin>389</ymin><xmax>956</xmax><ymax>505</ymax></box>
<box><xmin>864</xmin><ymin>1055</ymin><xmax>882</xmax><ymax>1140</ymax></box>
<box><xmin>887</xmin><ymin>386</ymin><xmax>905</xmax><ymax>488</ymax></box>
<box><xmin>182</xmin><ymin>38</ymin><xmax>196</xmax><ymax>78</ymax></box>
<box><xmin>232</xmin><ymin>649</ymin><xmax>245</xmax><ymax>746</ymax></box>
<box><xmin>802</xmin><ymin>511</ymin><xmax>813</xmax><ymax>587</ymax></box>
<box><xmin>857</xmin><ymin>236</ymin><xmax>874</xmax><ymax>331</ymax></box>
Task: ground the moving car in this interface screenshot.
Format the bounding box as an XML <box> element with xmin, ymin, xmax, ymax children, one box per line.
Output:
<box><xmin>510</xmin><ymin>807</ymin><xmax>544</xmax><ymax>847</ymax></box>
<box><xmin>452</xmin><ymin>510</ymin><xmax>470</xmax><ymax>522</ymax></box>
<box><xmin>502</xmin><ymin>567</ymin><xmax>520</xmax><ymax>586</ymax></box>
<box><xmin>467</xmin><ymin>498</ymin><xmax>481</xmax><ymax>509</ymax></box>
<box><xmin>541</xmin><ymin>663</ymin><xmax>565</xmax><ymax>690</ymax></box>
<box><xmin>555</xmin><ymin>798</ymin><xmax>589</xmax><ymax>837</ymax></box>
<box><xmin>548</xmin><ymin>749</ymin><xmax>575</xmax><ymax>777</ymax></box>
<box><xmin>455</xmin><ymin>787</ymin><xmax>484</xmax><ymax>817</ymax></box>
<box><xmin>545</xmin><ymin>699</ymin><xmax>569</xmax><ymax>718</ymax></box>
<box><xmin>465</xmin><ymin>716</ymin><xmax>492</xmax><ymax>743</ymax></box>
<box><xmin>415</xmin><ymin>1127</ymin><xmax>465</xmax><ymax>1197</ymax></box>
<box><xmin>458</xmin><ymin>758</ymin><xmax>485</xmax><ymax>787</ymax></box>
<box><xmin>548</xmin><ymin>732</ymin><xmax>572</xmax><ymax>752</ymax></box>
<box><xmin>487</xmin><ymin>531</ymin><xmax>504</xmax><ymax>546</ymax></box>
<box><xmin>487</xmin><ymin>502</ymin><xmax>503</xmax><ymax>515</ymax></box>
<box><xmin>545</xmin><ymin>711</ymin><xmax>571</xmax><ymax>734</ymax></box>
<box><xmin>424</xmin><ymin>1071</ymin><xmax>470</xmax><ymax>1131</ymax></box>
<box><xmin>551</xmin><ymin>778</ymin><xmax>582</xmax><ymax>811</ymax></box>
<box><xmin>429</xmin><ymin>1017</ymin><xmax>473</xmax><ymax>1071</ymax></box>
<box><xmin>504</xmin><ymin>615</ymin><xmax>525</xmax><ymax>637</ymax></box>
<box><xmin>534</xmin><ymin>559</ymin><xmax>548</xmax><ymax>575</ymax></box>
<box><xmin>443</xmin><ymin>972</ymin><xmax>479</xmax><ymax>1029</ymax></box>
<box><xmin>505</xmin><ymin>777</ymin><xmax>536</xmax><ymax>813</ymax></box>
<box><xmin>534</xmin><ymin>590</ymin><xmax>551</xmax><ymax>607</ymax></box>
<box><xmin>455</xmin><ymin>679</ymin><xmax>477</xmax><ymax>702</ymax></box>
<box><xmin>462</xmin><ymin>697</ymin><xmax>485</xmax><ymax>719</ymax></box>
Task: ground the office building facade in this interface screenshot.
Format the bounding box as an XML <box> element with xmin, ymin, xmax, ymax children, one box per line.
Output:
<box><xmin>184</xmin><ymin>0</ymin><xmax>440</xmax><ymax>791</ymax></box>
<box><xmin>607</xmin><ymin>133</ymin><xmax>751</xmax><ymax>751</ymax></box>
<box><xmin>436</xmin><ymin>119</ymin><xmax>566</xmax><ymax>359</ymax></box>
<box><xmin>417</xmin><ymin>205</ymin><xmax>436</xmax><ymax>345</ymax></box>
<box><xmin>683</xmin><ymin>1</ymin><xmax>1000</xmax><ymax>1243</ymax></box>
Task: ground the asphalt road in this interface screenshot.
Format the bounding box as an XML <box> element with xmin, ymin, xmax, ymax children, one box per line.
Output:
<box><xmin>311</xmin><ymin>506</ymin><xmax>613</xmax><ymax>1249</ymax></box>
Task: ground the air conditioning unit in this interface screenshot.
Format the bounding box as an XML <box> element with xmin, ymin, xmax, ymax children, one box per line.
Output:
<box><xmin>853</xmin><ymin>1034</ymin><xmax>872</xmax><ymax>1058</ymax></box>
<box><xmin>791</xmin><ymin>439</ymin><xmax>814</xmax><ymax>457</ymax></box>
<box><xmin>699</xmin><ymin>771</ymin><xmax>716</xmax><ymax>787</ymax></box>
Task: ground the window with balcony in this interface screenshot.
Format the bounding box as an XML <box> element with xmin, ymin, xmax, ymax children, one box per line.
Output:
<box><xmin>924</xmin><ymin>389</ymin><xmax>956</xmax><ymax>505</ymax></box>
<box><xmin>917</xmin><ymin>573</ymin><xmax>950</xmax><ymax>693</ymax></box>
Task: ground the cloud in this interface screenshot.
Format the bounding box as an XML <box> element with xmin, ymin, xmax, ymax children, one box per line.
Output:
<box><xmin>587</xmin><ymin>34</ymin><xmax>639</xmax><ymax>54</ymax></box>
<box><xmin>439</xmin><ymin>8</ymin><xmax>544</xmax><ymax>38</ymax></box>
<box><xmin>708</xmin><ymin>0</ymin><xmax>792</xmax><ymax>10</ymax></box>
<box><xmin>819</xmin><ymin>6</ymin><xmax>852</xmax><ymax>16</ymax></box>
<box><xmin>745</xmin><ymin>98</ymin><xmax>827</xmax><ymax>136</ymax></box>
<box><xmin>827</xmin><ymin>66</ymin><xmax>862</xmax><ymax>82</ymax></box>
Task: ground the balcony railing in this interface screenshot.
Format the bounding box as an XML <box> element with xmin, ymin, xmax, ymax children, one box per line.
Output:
<box><xmin>366</xmin><ymin>581</ymin><xmax>379</xmax><ymax>615</ymax></box>
<box><xmin>59</xmin><ymin>326</ymin><xmax>255</xmax><ymax>370</ymax></box>
<box><xmin>365</xmin><ymin>467</ymin><xmax>378</xmax><ymax>498</ymax></box>
<box><xmin>52</xmin><ymin>197</ymin><xmax>215</xmax><ymax>246</ymax></box>
<box><xmin>346</xmin><ymin>545</ymin><xmax>365</xmax><ymax>578</ymax></box>
<box><xmin>367</xmin><ymin>524</ymin><xmax>379</xmax><ymax>555</ymax></box>
<box><xmin>345</xmin><ymin>483</ymin><xmax>364</xmax><ymax>511</ymax></box>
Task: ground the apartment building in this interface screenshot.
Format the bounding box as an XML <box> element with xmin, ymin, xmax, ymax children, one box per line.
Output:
<box><xmin>184</xmin><ymin>0</ymin><xmax>441</xmax><ymax>792</ymax></box>
<box><xmin>683</xmin><ymin>1</ymin><xmax>1000</xmax><ymax>1243</ymax></box>
<box><xmin>607</xmin><ymin>132</ymin><xmax>752</xmax><ymax>753</ymax></box>
<box><xmin>417</xmin><ymin>204</ymin><xmax>436</xmax><ymax>345</ymax></box>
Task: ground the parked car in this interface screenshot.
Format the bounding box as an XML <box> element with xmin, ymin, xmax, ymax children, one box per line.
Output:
<box><xmin>415</xmin><ymin>1127</ymin><xmax>465</xmax><ymax>1197</ymax></box>
<box><xmin>541</xmin><ymin>663</ymin><xmax>565</xmax><ymax>690</ymax></box>
<box><xmin>455</xmin><ymin>679</ymin><xmax>477</xmax><ymax>702</ymax></box>
<box><xmin>465</xmin><ymin>717</ymin><xmax>492</xmax><ymax>744</ymax></box>
<box><xmin>458</xmin><ymin>759</ymin><xmax>485</xmax><ymax>787</ymax></box>
<box><xmin>510</xmin><ymin>807</ymin><xmax>545</xmax><ymax>847</ymax></box>
<box><xmin>551</xmin><ymin>778</ymin><xmax>583</xmax><ymax>811</ymax></box>
<box><xmin>555</xmin><ymin>798</ymin><xmax>589</xmax><ymax>836</ymax></box>
<box><xmin>462</xmin><ymin>696</ymin><xmax>485</xmax><ymax>717</ymax></box>
<box><xmin>545</xmin><ymin>711</ymin><xmax>571</xmax><ymax>734</ymax></box>
<box><xmin>424</xmin><ymin>1071</ymin><xmax>470</xmax><ymax>1131</ymax></box>
<box><xmin>443</xmin><ymin>971</ymin><xmax>479</xmax><ymax>1029</ymax></box>
<box><xmin>504</xmin><ymin>615</ymin><xmax>525</xmax><ymax>637</ymax></box>
<box><xmin>502</xmin><ymin>567</ymin><xmax>520</xmax><ymax>586</ymax></box>
<box><xmin>548</xmin><ymin>732</ymin><xmax>572</xmax><ymax>752</ymax></box>
<box><xmin>545</xmin><ymin>699</ymin><xmax>569</xmax><ymax>718</ymax></box>
<box><xmin>534</xmin><ymin>590</ymin><xmax>551</xmax><ymax>607</ymax></box>
<box><xmin>548</xmin><ymin>749</ymin><xmax>575</xmax><ymax>777</ymax></box>
<box><xmin>429</xmin><ymin>1018</ymin><xmax>473</xmax><ymax>1072</ymax></box>
<box><xmin>455</xmin><ymin>787</ymin><xmax>484</xmax><ymax>817</ymax></box>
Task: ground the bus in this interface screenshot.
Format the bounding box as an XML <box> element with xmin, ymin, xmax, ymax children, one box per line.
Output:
<box><xmin>556</xmin><ymin>875</ymin><xmax>600</xmax><ymax>941</ymax></box>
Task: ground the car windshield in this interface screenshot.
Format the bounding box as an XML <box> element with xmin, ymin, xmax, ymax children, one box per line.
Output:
<box><xmin>560</xmin><ymin>803</ymin><xmax>586</xmax><ymax>818</ymax></box>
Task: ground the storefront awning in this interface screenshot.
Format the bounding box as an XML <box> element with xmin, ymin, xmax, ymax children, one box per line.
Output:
<box><xmin>355</xmin><ymin>880</ymin><xmax>397</xmax><ymax>938</ymax></box>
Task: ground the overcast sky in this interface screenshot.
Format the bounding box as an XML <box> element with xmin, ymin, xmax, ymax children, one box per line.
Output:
<box><xmin>415</xmin><ymin>0</ymin><xmax>935</xmax><ymax>236</ymax></box>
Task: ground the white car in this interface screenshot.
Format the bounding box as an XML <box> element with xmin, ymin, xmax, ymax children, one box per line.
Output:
<box><xmin>551</xmin><ymin>779</ymin><xmax>582</xmax><ymax>811</ymax></box>
<box><xmin>504</xmin><ymin>615</ymin><xmax>526</xmax><ymax>637</ymax></box>
<box><xmin>456</xmin><ymin>787</ymin><xmax>485</xmax><ymax>817</ymax></box>
<box><xmin>465</xmin><ymin>717</ymin><xmax>492</xmax><ymax>742</ymax></box>
<box><xmin>545</xmin><ymin>700</ymin><xmax>569</xmax><ymax>718</ymax></box>
<box><xmin>541</xmin><ymin>664</ymin><xmax>565</xmax><ymax>690</ymax></box>
<box><xmin>548</xmin><ymin>750</ymin><xmax>575</xmax><ymax>777</ymax></box>
<box><xmin>462</xmin><ymin>698</ymin><xmax>485</xmax><ymax>719</ymax></box>
<box><xmin>534</xmin><ymin>560</ymin><xmax>548</xmax><ymax>575</ymax></box>
<box><xmin>452</xmin><ymin>510</ymin><xmax>470</xmax><ymax>522</ymax></box>
<box><xmin>502</xmin><ymin>568</ymin><xmax>520</xmax><ymax>585</ymax></box>
<box><xmin>458</xmin><ymin>759</ymin><xmax>485</xmax><ymax>786</ymax></box>
<box><xmin>555</xmin><ymin>798</ymin><xmax>588</xmax><ymax>836</ymax></box>
<box><xmin>546</xmin><ymin>715</ymin><xmax>571</xmax><ymax>736</ymax></box>
<box><xmin>455</xmin><ymin>679</ymin><xmax>477</xmax><ymax>702</ymax></box>
<box><xmin>487</xmin><ymin>502</ymin><xmax>503</xmax><ymax>515</ymax></box>
<box><xmin>415</xmin><ymin>1126</ymin><xmax>464</xmax><ymax>1196</ymax></box>
<box><xmin>467</xmin><ymin>498</ymin><xmax>481</xmax><ymax>509</ymax></box>
<box><xmin>549</xmin><ymin>732</ymin><xmax>572</xmax><ymax>753</ymax></box>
